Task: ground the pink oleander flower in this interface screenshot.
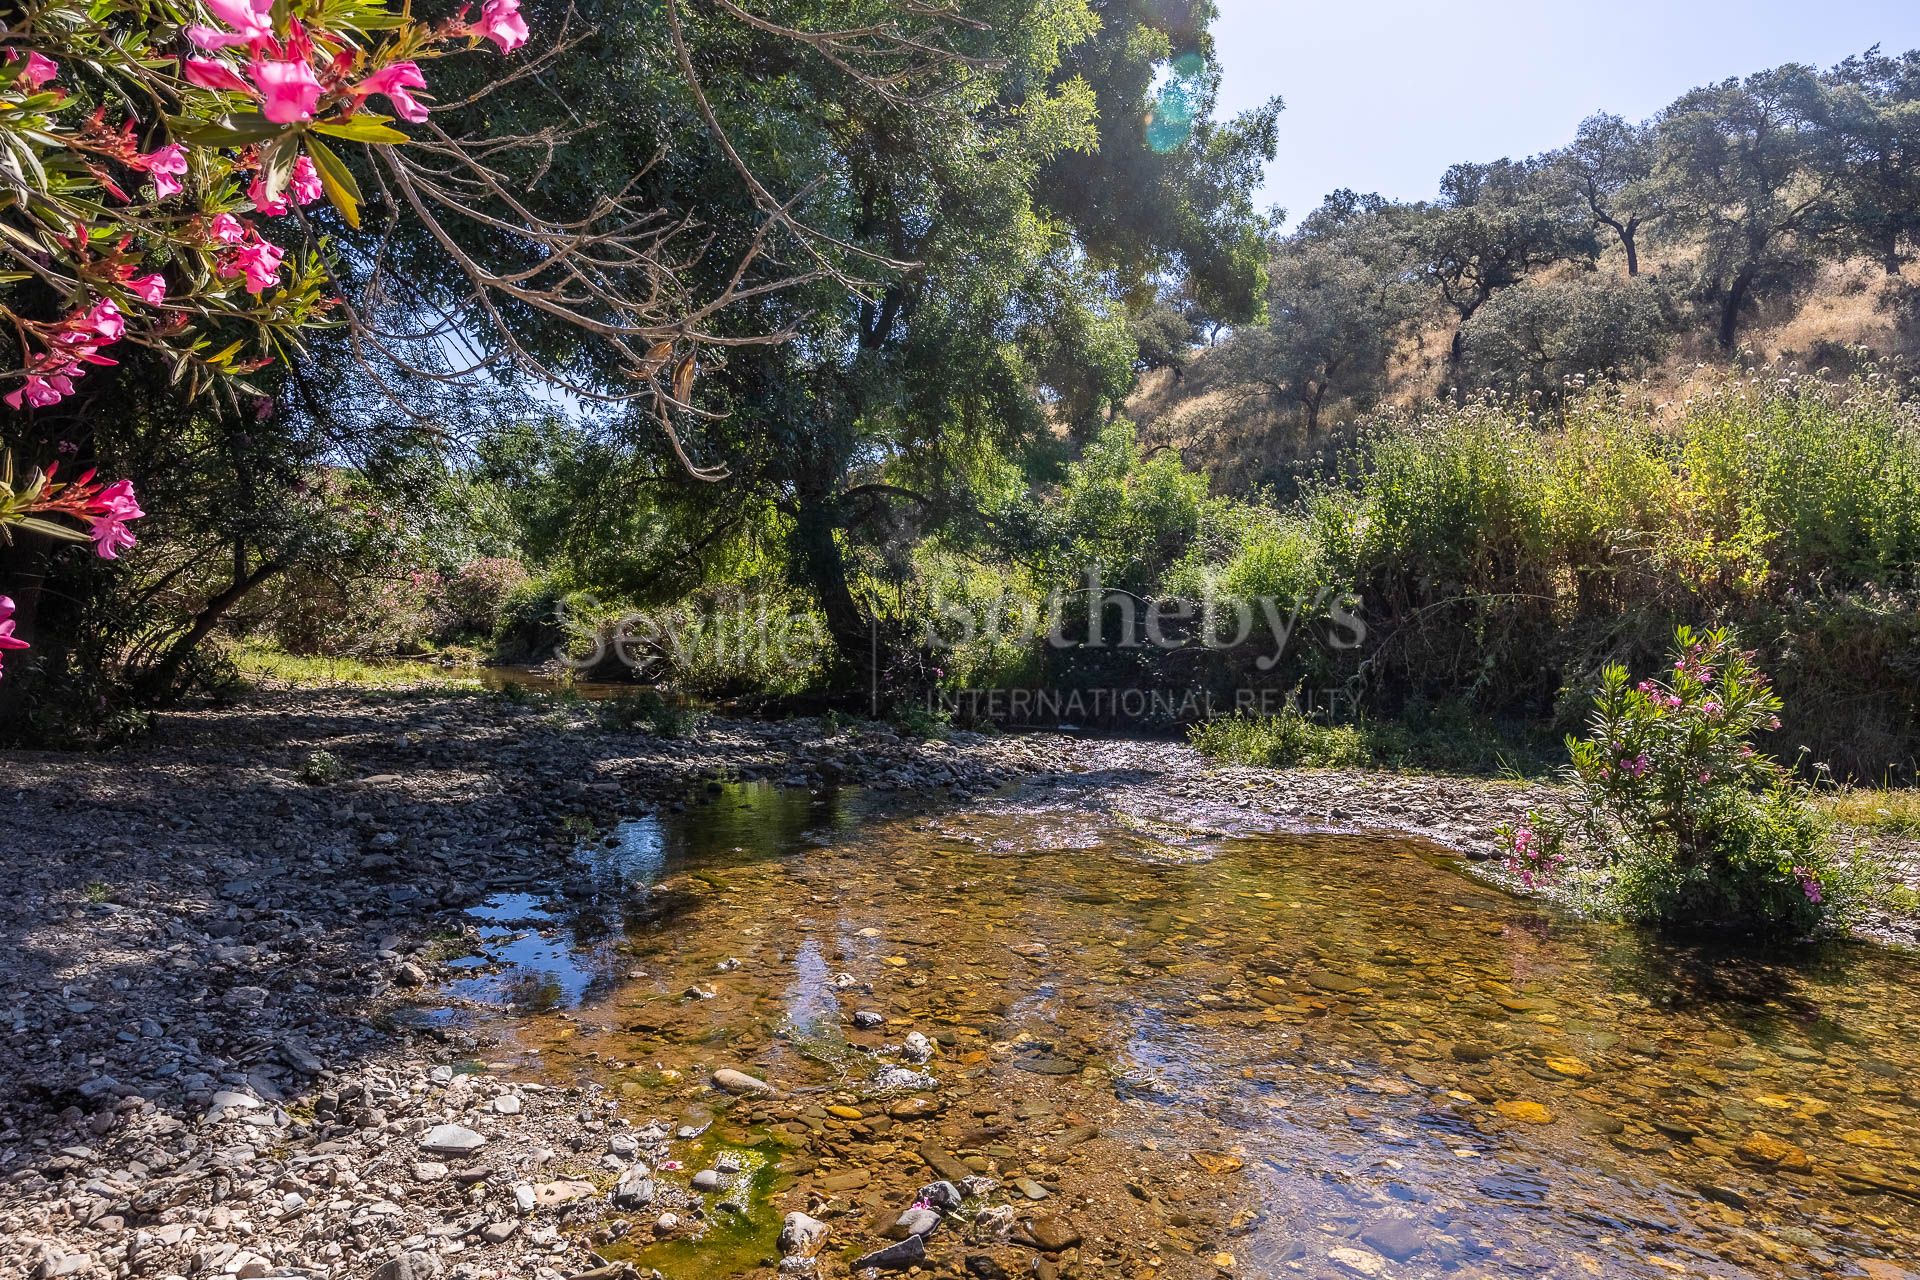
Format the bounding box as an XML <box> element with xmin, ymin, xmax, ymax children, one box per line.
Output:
<box><xmin>128</xmin><ymin>273</ymin><xmax>167</xmax><ymax>305</ymax></box>
<box><xmin>141</xmin><ymin>143</ymin><xmax>189</xmax><ymax>198</ymax></box>
<box><xmin>76</xmin><ymin>298</ymin><xmax>124</xmax><ymax>345</ymax></box>
<box><xmin>0</xmin><ymin>596</ymin><xmax>28</xmax><ymax>681</ymax></box>
<box><xmin>249</xmin><ymin>169</ymin><xmax>288</xmax><ymax>215</ymax></box>
<box><xmin>10</xmin><ymin>51</ymin><xmax>59</xmax><ymax>91</ymax></box>
<box><xmin>476</xmin><ymin>0</ymin><xmax>530</xmax><ymax>52</ymax></box>
<box><xmin>255</xmin><ymin>154</ymin><xmax>325</xmax><ymax>213</ymax></box>
<box><xmin>289</xmin><ymin>154</ymin><xmax>323</xmax><ymax>206</ymax></box>
<box><xmin>209</xmin><ymin>212</ymin><xmax>247</xmax><ymax>245</ymax></box>
<box><xmin>5</xmin><ymin>372</ymin><xmax>74</xmax><ymax>409</ymax></box>
<box><xmin>223</xmin><ymin>234</ymin><xmax>285</xmax><ymax>294</ymax></box>
<box><xmin>86</xmin><ymin>479</ymin><xmax>145</xmax><ymax>560</ymax></box>
<box><xmin>251</xmin><ymin>55</ymin><xmax>323</xmax><ymax>123</ymax></box>
<box><xmin>184</xmin><ymin>57</ymin><xmax>255</xmax><ymax>95</ymax></box>
<box><xmin>1793</xmin><ymin>866</ymin><xmax>1824</xmax><ymax>906</ymax></box>
<box><xmin>357</xmin><ymin>61</ymin><xmax>429</xmax><ymax>122</ymax></box>
<box><xmin>197</xmin><ymin>0</ymin><xmax>275</xmax><ymax>43</ymax></box>
<box><xmin>1623</xmin><ymin>753</ymin><xmax>1650</xmax><ymax>779</ymax></box>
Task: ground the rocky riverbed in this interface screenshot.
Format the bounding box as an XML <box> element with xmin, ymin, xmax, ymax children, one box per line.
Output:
<box><xmin>2</xmin><ymin>687</ymin><xmax>1914</xmax><ymax>1280</ymax></box>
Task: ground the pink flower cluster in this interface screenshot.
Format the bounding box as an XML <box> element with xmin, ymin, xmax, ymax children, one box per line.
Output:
<box><xmin>1503</xmin><ymin>826</ymin><xmax>1567</xmax><ymax>891</ymax></box>
<box><xmin>0</xmin><ymin>595</ymin><xmax>27</xmax><ymax>681</ymax></box>
<box><xmin>207</xmin><ymin>212</ymin><xmax>286</xmax><ymax>294</ymax></box>
<box><xmin>13</xmin><ymin>466</ymin><xmax>148</xmax><ymax>560</ymax></box>
<box><xmin>139</xmin><ymin>142</ymin><xmax>189</xmax><ymax>198</ymax></box>
<box><xmin>1793</xmin><ymin>866</ymin><xmax>1824</xmax><ymax>905</ymax></box>
<box><xmin>184</xmin><ymin>0</ymin><xmax>525</xmax><ymax>126</ymax></box>
<box><xmin>5</xmin><ymin>298</ymin><xmax>126</xmax><ymax>409</ymax></box>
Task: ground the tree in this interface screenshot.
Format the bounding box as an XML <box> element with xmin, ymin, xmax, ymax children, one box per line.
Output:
<box><xmin>1822</xmin><ymin>48</ymin><xmax>1920</xmax><ymax>276</ymax></box>
<box><xmin>1547</xmin><ymin>113</ymin><xmax>1665</xmax><ymax>277</ymax></box>
<box><xmin>1408</xmin><ymin>159</ymin><xmax>1598</xmax><ymax>374</ymax></box>
<box><xmin>1203</xmin><ymin>239</ymin><xmax>1422</xmax><ymax>431</ymax></box>
<box><xmin>1654</xmin><ymin>65</ymin><xmax>1841</xmax><ymax>349</ymax></box>
<box><xmin>1036</xmin><ymin>1</ymin><xmax>1281</xmax><ymax>326</ymax></box>
<box><xmin>535</xmin><ymin>0</ymin><xmax>1276</xmax><ymax>683</ymax></box>
<box><xmin>1129</xmin><ymin>295</ymin><xmax>1203</xmax><ymax>381</ymax></box>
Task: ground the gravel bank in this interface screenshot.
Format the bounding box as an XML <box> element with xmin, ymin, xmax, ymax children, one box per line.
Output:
<box><xmin>2</xmin><ymin>687</ymin><xmax>1908</xmax><ymax>1279</ymax></box>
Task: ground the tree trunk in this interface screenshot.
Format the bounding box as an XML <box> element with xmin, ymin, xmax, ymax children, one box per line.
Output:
<box><xmin>1622</xmin><ymin>227</ymin><xmax>1640</xmax><ymax>278</ymax></box>
<box><xmin>787</xmin><ymin>491</ymin><xmax>870</xmax><ymax>679</ymax></box>
<box><xmin>133</xmin><ymin>559</ymin><xmax>283</xmax><ymax>703</ymax></box>
<box><xmin>1718</xmin><ymin>262</ymin><xmax>1759</xmax><ymax>351</ymax></box>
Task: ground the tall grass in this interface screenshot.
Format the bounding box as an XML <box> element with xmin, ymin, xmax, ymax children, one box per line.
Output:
<box><xmin>1092</xmin><ymin>371</ymin><xmax>1920</xmax><ymax>777</ymax></box>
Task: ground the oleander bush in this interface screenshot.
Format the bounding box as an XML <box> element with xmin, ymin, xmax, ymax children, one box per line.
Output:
<box><xmin>1501</xmin><ymin>628</ymin><xmax>1877</xmax><ymax>935</ymax></box>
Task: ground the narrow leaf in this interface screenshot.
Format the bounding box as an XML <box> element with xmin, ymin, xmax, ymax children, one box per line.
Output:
<box><xmin>303</xmin><ymin>136</ymin><xmax>362</xmax><ymax>229</ymax></box>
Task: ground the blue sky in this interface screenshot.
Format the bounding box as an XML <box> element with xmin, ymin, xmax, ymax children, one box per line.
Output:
<box><xmin>1211</xmin><ymin>0</ymin><xmax>1920</xmax><ymax>227</ymax></box>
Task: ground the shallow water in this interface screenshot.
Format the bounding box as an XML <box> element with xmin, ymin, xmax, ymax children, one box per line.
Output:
<box><xmin>432</xmin><ymin>780</ymin><xmax>1920</xmax><ymax>1278</ymax></box>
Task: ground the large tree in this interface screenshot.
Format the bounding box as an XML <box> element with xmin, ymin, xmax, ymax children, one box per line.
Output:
<box><xmin>1821</xmin><ymin>48</ymin><xmax>1920</xmax><ymax>276</ymax></box>
<box><xmin>1202</xmin><ymin>239</ymin><xmax>1423</xmax><ymax>431</ymax></box>
<box><xmin>1654</xmin><ymin>64</ymin><xmax>1841</xmax><ymax>349</ymax></box>
<box><xmin>584</xmin><ymin>0</ymin><xmax>1278</xmax><ymax>680</ymax></box>
<box><xmin>1546</xmin><ymin>113</ymin><xmax>1666</xmax><ymax>277</ymax></box>
<box><xmin>1408</xmin><ymin>159</ymin><xmax>1597</xmax><ymax>374</ymax></box>
<box><xmin>1036</xmin><ymin>1</ymin><xmax>1281</xmax><ymax>325</ymax></box>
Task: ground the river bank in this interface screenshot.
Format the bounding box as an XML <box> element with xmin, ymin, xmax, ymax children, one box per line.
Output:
<box><xmin>2</xmin><ymin>688</ymin><xmax>1914</xmax><ymax>1280</ymax></box>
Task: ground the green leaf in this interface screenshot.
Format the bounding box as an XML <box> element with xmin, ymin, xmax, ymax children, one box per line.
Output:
<box><xmin>303</xmin><ymin>136</ymin><xmax>362</xmax><ymax>230</ymax></box>
<box><xmin>10</xmin><ymin>515</ymin><xmax>91</xmax><ymax>543</ymax></box>
<box><xmin>312</xmin><ymin>117</ymin><xmax>411</xmax><ymax>146</ymax></box>
<box><xmin>171</xmin><ymin>113</ymin><xmax>288</xmax><ymax>147</ymax></box>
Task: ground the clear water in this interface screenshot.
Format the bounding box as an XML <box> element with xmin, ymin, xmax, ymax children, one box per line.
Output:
<box><xmin>426</xmin><ymin>781</ymin><xmax>1920</xmax><ymax>1279</ymax></box>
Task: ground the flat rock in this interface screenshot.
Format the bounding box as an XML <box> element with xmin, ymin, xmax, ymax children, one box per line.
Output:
<box><xmin>1022</xmin><ymin>1217</ymin><xmax>1081</xmax><ymax>1252</ymax></box>
<box><xmin>852</xmin><ymin>1237</ymin><xmax>927</xmax><ymax>1271</ymax></box>
<box><xmin>421</xmin><ymin>1123</ymin><xmax>488</xmax><ymax>1156</ymax></box>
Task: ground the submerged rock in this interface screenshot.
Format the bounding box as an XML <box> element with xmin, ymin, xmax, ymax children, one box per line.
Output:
<box><xmin>852</xmin><ymin>1237</ymin><xmax>927</xmax><ymax>1271</ymax></box>
<box><xmin>712</xmin><ymin>1067</ymin><xmax>776</xmax><ymax>1096</ymax></box>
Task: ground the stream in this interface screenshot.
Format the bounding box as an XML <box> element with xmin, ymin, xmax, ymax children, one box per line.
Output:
<box><xmin>419</xmin><ymin>776</ymin><xmax>1920</xmax><ymax>1279</ymax></box>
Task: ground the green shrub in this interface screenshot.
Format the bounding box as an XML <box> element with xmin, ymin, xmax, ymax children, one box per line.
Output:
<box><xmin>298</xmin><ymin>750</ymin><xmax>348</xmax><ymax>785</ymax></box>
<box><xmin>1189</xmin><ymin>699</ymin><xmax>1371</xmax><ymax>768</ymax></box>
<box><xmin>598</xmin><ymin>690</ymin><xmax>707</xmax><ymax>737</ymax></box>
<box><xmin>1460</xmin><ymin>275</ymin><xmax>1672</xmax><ymax>399</ymax></box>
<box><xmin>439</xmin><ymin>557</ymin><xmax>531</xmax><ymax>640</ymax></box>
<box><xmin>491</xmin><ymin>574</ymin><xmax>574</xmax><ymax>664</ymax></box>
<box><xmin>1503</xmin><ymin>627</ymin><xmax>1875</xmax><ymax>936</ymax></box>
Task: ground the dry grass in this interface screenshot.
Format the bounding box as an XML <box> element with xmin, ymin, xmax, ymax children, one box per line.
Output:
<box><xmin>1823</xmin><ymin>787</ymin><xmax>1920</xmax><ymax>837</ymax></box>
